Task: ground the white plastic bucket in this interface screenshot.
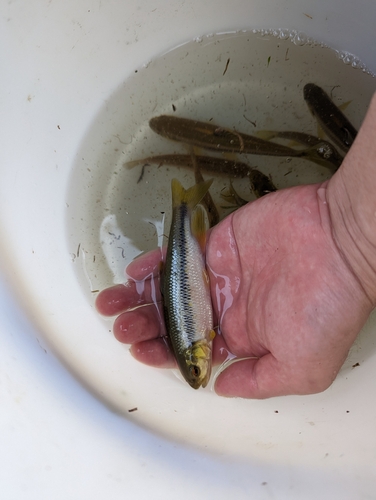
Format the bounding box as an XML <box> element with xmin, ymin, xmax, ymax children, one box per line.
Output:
<box><xmin>1</xmin><ymin>1</ymin><xmax>376</xmax><ymax>498</ymax></box>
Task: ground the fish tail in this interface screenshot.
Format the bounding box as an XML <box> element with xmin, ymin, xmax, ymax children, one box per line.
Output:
<box><xmin>171</xmin><ymin>178</ymin><xmax>213</xmax><ymax>210</ymax></box>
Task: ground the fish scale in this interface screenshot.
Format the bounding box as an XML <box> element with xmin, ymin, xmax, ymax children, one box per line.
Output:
<box><xmin>166</xmin><ymin>204</ymin><xmax>207</xmax><ymax>348</ymax></box>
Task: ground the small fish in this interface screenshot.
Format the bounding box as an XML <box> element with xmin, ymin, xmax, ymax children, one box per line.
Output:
<box><xmin>149</xmin><ymin>115</ymin><xmax>303</xmax><ymax>157</ymax></box>
<box><xmin>126</xmin><ymin>154</ymin><xmax>253</xmax><ymax>178</ymax></box>
<box><xmin>127</xmin><ymin>152</ymin><xmax>276</xmax><ymax>209</ymax></box>
<box><xmin>303</xmin><ymin>83</ymin><xmax>357</xmax><ymax>151</ymax></box>
<box><xmin>256</xmin><ymin>129</ymin><xmax>343</xmax><ymax>171</ymax></box>
<box><xmin>162</xmin><ymin>178</ymin><xmax>215</xmax><ymax>389</ymax></box>
<box><xmin>257</xmin><ymin>130</ymin><xmax>328</xmax><ymax>147</ymax></box>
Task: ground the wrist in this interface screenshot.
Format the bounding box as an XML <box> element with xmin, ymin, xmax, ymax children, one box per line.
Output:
<box><xmin>326</xmin><ymin>93</ymin><xmax>376</xmax><ymax>305</ymax></box>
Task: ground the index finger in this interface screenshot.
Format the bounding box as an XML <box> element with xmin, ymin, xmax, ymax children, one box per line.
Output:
<box><xmin>126</xmin><ymin>247</ymin><xmax>165</xmax><ymax>281</ymax></box>
<box><xmin>95</xmin><ymin>248</ymin><xmax>164</xmax><ymax>317</ymax></box>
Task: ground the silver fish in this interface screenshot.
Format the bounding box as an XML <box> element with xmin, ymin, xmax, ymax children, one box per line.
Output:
<box><xmin>256</xmin><ymin>129</ymin><xmax>343</xmax><ymax>171</ymax></box>
<box><xmin>162</xmin><ymin>178</ymin><xmax>215</xmax><ymax>389</ymax></box>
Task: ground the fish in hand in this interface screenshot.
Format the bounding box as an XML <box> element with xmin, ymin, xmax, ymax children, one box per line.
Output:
<box><xmin>162</xmin><ymin>178</ymin><xmax>215</xmax><ymax>389</ymax></box>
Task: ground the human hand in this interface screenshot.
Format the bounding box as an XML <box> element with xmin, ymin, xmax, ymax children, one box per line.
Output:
<box><xmin>96</xmin><ymin>180</ymin><xmax>374</xmax><ymax>398</ymax></box>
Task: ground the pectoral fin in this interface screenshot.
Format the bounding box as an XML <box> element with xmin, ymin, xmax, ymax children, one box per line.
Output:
<box><xmin>191</xmin><ymin>204</ymin><xmax>208</xmax><ymax>251</ymax></box>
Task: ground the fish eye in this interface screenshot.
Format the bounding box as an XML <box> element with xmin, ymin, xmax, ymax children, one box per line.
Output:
<box><xmin>190</xmin><ymin>365</ymin><xmax>200</xmax><ymax>378</ymax></box>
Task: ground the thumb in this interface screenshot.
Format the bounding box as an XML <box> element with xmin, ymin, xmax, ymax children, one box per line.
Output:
<box><xmin>214</xmin><ymin>354</ymin><xmax>322</xmax><ymax>399</ymax></box>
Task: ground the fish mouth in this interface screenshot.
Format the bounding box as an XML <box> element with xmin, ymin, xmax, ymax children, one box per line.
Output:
<box><xmin>185</xmin><ymin>366</ymin><xmax>211</xmax><ymax>389</ymax></box>
<box><xmin>181</xmin><ymin>341</ymin><xmax>212</xmax><ymax>389</ymax></box>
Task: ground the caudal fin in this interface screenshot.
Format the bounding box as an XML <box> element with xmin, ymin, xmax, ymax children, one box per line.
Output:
<box><xmin>171</xmin><ymin>178</ymin><xmax>213</xmax><ymax>210</ymax></box>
